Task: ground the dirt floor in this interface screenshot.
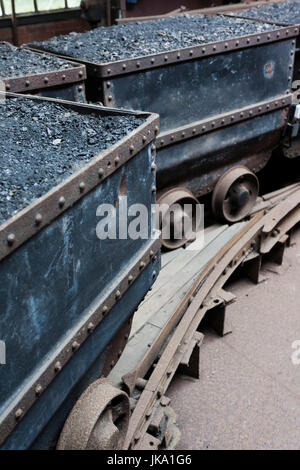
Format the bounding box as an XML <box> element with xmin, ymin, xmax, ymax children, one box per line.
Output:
<box><xmin>168</xmin><ymin>226</ymin><xmax>300</xmax><ymax>450</ymax></box>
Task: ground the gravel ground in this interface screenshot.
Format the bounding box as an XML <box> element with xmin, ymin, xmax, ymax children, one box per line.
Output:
<box><xmin>236</xmin><ymin>1</ymin><xmax>300</xmax><ymax>24</ymax></box>
<box><xmin>34</xmin><ymin>14</ymin><xmax>276</xmax><ymax>64</ymax></box>
<box><xmin>0</xmin><ymin>97</ymin><xmax>144</xmax><ymax>225</ymax></box>
<box><xmin>0</xmin><ymin>43</ymin><xmax>77</xmax><ymax>79</ymax></box>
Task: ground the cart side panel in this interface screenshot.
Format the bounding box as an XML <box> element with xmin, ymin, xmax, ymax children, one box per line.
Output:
<box><xmin>105</xmin><ymin>40</ymin><xmax>293</xmax><ymax>133</ymax></box>
<box><xmin>0</xmin><ymin>144</ymin><xmax>154</xmax><ymax>421</ymax></box>
<box><xmin>156</xmin><ymin>108</ymin><xmax>287</xmax><ymax>196</ymax></box>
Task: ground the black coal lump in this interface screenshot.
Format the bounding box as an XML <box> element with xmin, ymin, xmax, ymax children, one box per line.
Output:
<box><xmin>233</xmin><ymin>1</ymin><xmax>300</xmax><ymax>25</ymax></box>
<box><xmin>34</xmin><ymin>14</ymin><xmax>276</xmax><ymax>64</ymax></box>
<box><xmin>0</xmin><ymin>42</ymin><xmax>75</xmax><ymax>79</ymax></box>
<box><xmin>0</xmin><ymin>97</ymin><xmax>144</xmax><ymax>225</ymax></box>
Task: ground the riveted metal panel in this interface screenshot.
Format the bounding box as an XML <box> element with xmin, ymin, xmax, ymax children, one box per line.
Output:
<box><xmin>156</xmin><ymin>108</ymin><xmax>288</xmax><ymax>196</ymax></box>
<box><xmin>0</xmin><ymin>255</ymin><xmax>160</xmax><ymax>450</ymax></box>
<box><xmin>104</xmin><ymin>40</ymin><xmax>294</xmax><ymax>133</ymax></box>
<box><xmin>0</xmin><ymin>96</ymin><xmax>160</xmax><ymax>448</ymax></box>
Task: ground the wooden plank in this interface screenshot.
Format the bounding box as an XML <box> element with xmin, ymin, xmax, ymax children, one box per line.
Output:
<box><xmin>131</xmin><ymin>222</ymin><xmax>246</xmax><ymax>337</ymax></box>
<box><xmin>148</xmin><ymin>225</ymin><xmax>228</xmax><ymax>300</ymax></box>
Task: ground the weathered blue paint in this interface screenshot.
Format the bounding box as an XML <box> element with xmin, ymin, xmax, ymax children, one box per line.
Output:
<box><xmin>1</xmin><ymin>254</ymin><xmax>160</xmax><ymax>450</ymax></box>
<box><xmin>156</xmin><ymin>110</ymin><xmax>287</xmax><ymax>196</ymax></box>
<box><xmin>105</xmin><ymin>41</ymin><xmax>293</xmax><ymax>133</ymax></box>
<box><xmin>0</xmin><ymin>138</ymin><xmax>159</xmax><ymax>448</ymax></box>
<box><xmin>37</xmin><ymin>82</ymin><xmax>86</xmax><ymax>102</ymax></box>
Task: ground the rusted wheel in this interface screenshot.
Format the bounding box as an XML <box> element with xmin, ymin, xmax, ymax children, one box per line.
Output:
<box><xmin>212</xmin><ymin>167</ymin><xmax>259</xmax><ymax>223</ymax></box>
<box><xmin>57</xmin><ymin>379</ymin><xmax>130</xmax><ymax>450</ymax></box>
<box><xmin>157</xmin><ymin>188</ymin><xmax>202</xmax><ymax>250</ymax></box>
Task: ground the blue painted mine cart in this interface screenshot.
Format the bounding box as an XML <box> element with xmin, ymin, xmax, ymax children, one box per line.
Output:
<box><xmin>0</xmin><ymin>93</ymin><xmax>160</xmax><ymax>450</ymax></box>
<box><xmin>0</xmin><ymin>41</ymin><xmax>87</xmax><ymax>101</ymax></box>
<box><xmin>28</xmin><ymin>15</ymin><xmax>298</xmax><ymax>244</ymax></box>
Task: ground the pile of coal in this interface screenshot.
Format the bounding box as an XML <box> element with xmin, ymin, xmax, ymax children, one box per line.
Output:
<box><xmin>34</xmin><ymin>14</ymin><xmax>276</xmax><ymax>64</ymax></box>
<box><xmin>0</xmin><ymin>42</ymin><xmax>75</xmax><ymax>79</ymax></box>
<box><xmin>234</xmin><ymin>1</ymin><xmax>300</xmax><ymax>24</ymax></box>
<box><xmin>0</xmin><ymin>97</ymin><xmax>144</xmax><ymax>225</ymax></box>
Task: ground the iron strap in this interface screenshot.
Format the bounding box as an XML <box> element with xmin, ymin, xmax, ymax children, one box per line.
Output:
<box><xmin>156</xmin><ymin>95</ymin><xmax>293</xmax><ymax>149</ymax></box>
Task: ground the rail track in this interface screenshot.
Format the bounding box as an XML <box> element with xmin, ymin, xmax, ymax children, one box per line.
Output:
<box><xmin>56</xmin><ymin>182</ymin><xmax>300</xmax><ymax>450</ymax></box>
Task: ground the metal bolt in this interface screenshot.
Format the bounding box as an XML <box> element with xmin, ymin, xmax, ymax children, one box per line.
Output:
<box><xmin>79</xmin><ymin>182</ymin><xmax>86</xmax><ymax>192</ymax></box>
<box><xmin>79</xmin><ymin>71</ymin><xmax>83</xmax><ymax>78</ymax></box>
<box><xmin>98</xmin><ymin>168</ymin><xmax>105</xmax><ymax>178</ymax></box>
<box><xmin>108</xmin><ymin>95</ymin><xmax>112</xmax><ymax>101</ymax></box>
<box><xmin>35</xmin><ymin>384</ymin><xmax>43</xmax><ymax>396</ymax></box>
<box><xmin>154</xmin><ymin>126</ymin><xmax>159</xmax><ymax>135</ymax></box>
<box><xmin>78</xmin><ymin>85</ymin><xmax>83</xmax><ymax>92</ymax></box>
<box><xmin>151</xmin><ymin>58</ymin><xmax>155</xmax><ymax>64</ymax></box>
<box><xmin>114</xmin><ymin>156</ymin><xmax>120</xmax><ymax>165</ymax></box>
<box><xmin>25</xmin><ymin>80</ymin><xmax>30</xmax><ymax>87</ymax></box>
<box><xmin>102</xmin><ymin>305</ymin><xmax>108</xmax><ymax>315</ymax></box>
<box><xmin>72</xmin><ymin>341</ymin><xmax>79</xmax><ymax>351</ymax></box>
<box><xmin>202</xmin><ymin>126</ymin><xmax>206</xmax><ymax>131</ymax></box>
<box><xmin>177</xmin><ymin>52</ymin><xmax>181</xmax><ymax>59</ymax></box>
<box><xmin>142</xmin><ymin>136</ymin><xmax>147</xmax><ymax>143</ymax></box>
<box><xmin>54</xmin><ymin>361</ymin><xmax>62</xmax><ymax>373</ymax></box>
<box><xmin>62</xmin><ymin>74</ymin><xmax>66</xmax><ymax>80</ymax></box>
<box><xmin>122</xmin><ymin>64</ymin><xmax>126</xmax><ymax>70</ymax></box>
<box><xmin>106</xmin><ymin>81</ymin><xmax>111</xmax><ymax>88</ymax></box>
<box><xmin>35</xmin><ymin>213</ymin><xmax>43</xmax><ymax>226</ymax></box>
<box><xmin>202</xmin><ymin>47</ymin><xmax>206</xmax><ymax>53</ymax></box>
<box><xmin>128</xmin><ymin>275</ymin><xmax>133</xmax><ymax>283</ymax></box>
<box><xmin>107</xmin><ymin>69</ymin><xmax>111</xmax><ymax>74</ymax></box>
<box><xmin>6</xmin><ymin>83</ymin><xmax>10</xmax><ymax>91</ymax></box>
<box><xmin>130</xmin><ymin>144</ymin><xmax>134</xmax><ymax>152</ymax></box>
<box><xmin>149</xmin><ymin>250</ymin><xmax>154</xmax><ymax>258</ymax></box>
<box><xmin>136</xmin><ymin>62</ymin><xmax>140</xmax><ymax>68</ymax></box>
<box><xmin>236</xmin><ymin>41</ymin><xmax>239</xmax><ymax>46</ymax></box>
<box><xmin>87</xmin><ymin>322</ymin><xmax>94</xmax><ymax>333</ymax></box>
<box><xmin>189</xmin><ymin>50</ymin><xmax>193</xmax><ymax>56</ymax></box>
<box><xmin>192</xmin><ymin>128</ymin><xmax>196</xmax><ymax>134</ymax></box>
<box><xmin>115</xmin><ymin>290</ymin><xmax>121</xmax><ymax>299</ymax></box>
<box><xmin>44</xmin><ymin>77</ymin><xmax>49</xmax><ymax>84</ymax></box>
<box><xmin>152</xmin><ymin>186</ymin><xmax>157</xmax><ymax>193</ymax></box>
<box><xmin>140</xmin><ymin>261</ymin><xmax>146</xmax><ymax>270</ymax></box>
<box><xmin>7</xmin><ymin>233</ymin><xmax>15</xmax><ymax>246</ymax></box>
<box><xmin>164</xmin><ymin>55</ymin><xmax>168</xmax><ymax>61</ymax></box>
<box><xmin>15</xmin><ymin>409</ymin><xmax>23</xmax><ymax>420</ymax></box>
<box><xmin>151</xmin><ymin>163</ymin><xmax>157</xmax><ymax>172</ymax></box>
<box><xmin>58</xmin><ymin>196</ymin><xmax>65</xmax><ymax>208</ymax></box>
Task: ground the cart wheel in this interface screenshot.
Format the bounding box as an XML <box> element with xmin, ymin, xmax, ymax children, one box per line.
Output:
<box><xmin>158</xmin><ymin>188</ymin><xmax>202</xmax><ymax>250</ymax></box>
<box><xmin>212</xmin><ymin>167</ymin><xmax>259</xmax><ymax>223</ymax></box>
<box><xmin>57</xmin><ymin>379</ymin><xmax>130</xmax><ymax>450</ymax></box>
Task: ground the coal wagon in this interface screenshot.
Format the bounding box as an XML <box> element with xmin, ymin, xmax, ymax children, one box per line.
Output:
<box><xmin>29</xmin><ymin>14</ymin><xmax>297</xmax><ymax>248</ymax></box>
<box><xmin>0</xmin><ymin>93</ymin><xmax>160</xmax><ymax>450</ymax></box>
<box><xmin>0</xmin><ymin>42</ymin><xmax>86</xmax><ymax>101</ymax></box>
<box><xmin>224</xmin><ymin>0</ymin><xmax>300</xmax><ymax>160</ymax></box>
